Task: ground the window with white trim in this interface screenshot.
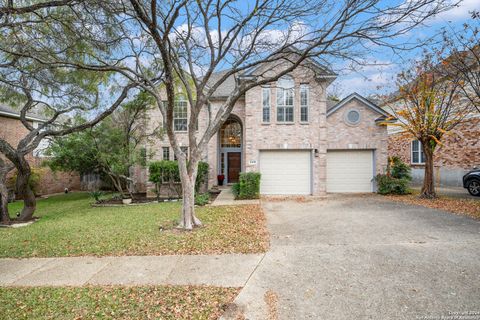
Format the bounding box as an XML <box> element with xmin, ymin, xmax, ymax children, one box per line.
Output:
<box><xmin>276</xmin><ymin>76</ymin><xmax>294</xmax><ymax>122</ymax></box>
<box><xmin>162</xmin><ymin>147</ymin><xmax>170</xmax><ymax>160</ymax></box>
<box><xmin>411</xmin><ymin>140</ymin><xmax>426</xmax><ymax>164</ymax></box>
<box><xmin>262</xmin><ymin>87</ymin><xmax>270</xmax><ymax>123</ymax></box>
<box><xmin>300</xmin><ymin>84</ymin><xmax>309</xmax><ymax>122</ymax></box>
<box><xmin>173</xmin><ymin>96</ymin><xmax>188</xmax><ymax>131</ymax></box>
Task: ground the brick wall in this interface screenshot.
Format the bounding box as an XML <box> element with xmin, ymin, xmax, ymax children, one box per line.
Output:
<box><xmin>243</xmin><ymin>65</ymin><xmax>328</xmax><ymax>195</ymax></box>
<box><xmin>0</xmin><ymin>115</ymin><xmax>81</xmax><ymax>195</ymax></box>
<box><xmin>388</xmin><ymin>118</ymin><xmax>480</xmax><ymax>169</ymax></box>
<box><xmin>327</xmin><ymin>98</ymin><xmax>389</xmax><ymax>175</ymax></box>
<box><xmin>387</xmin><ymin>117</ymin><xmax>480</xmax><ymax>186</ymax></box>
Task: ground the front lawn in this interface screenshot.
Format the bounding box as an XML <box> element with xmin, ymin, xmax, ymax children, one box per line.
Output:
<box><xmin>0</xmin><ymin>192</ymin><xmax>269</xmax><ymax>258</ymax></box>
<box><xmin>0</xmin><ymin>285</ymin><xmax>239</xmax><ymax>320</ymax></box>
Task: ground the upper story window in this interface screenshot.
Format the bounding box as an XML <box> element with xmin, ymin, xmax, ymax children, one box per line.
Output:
<box><xmin>411</xmin><ymin>140</ymin><xmax>425</xmax><ymax>164</ymax></box>
<box><xmin>262</xmin><ymin>87</ymin><xmax>270</xmax><ymax>123</ymax></box>
<box><xmin>173</xmin><ymin>95</ymin><xmax>188</xmax><ymax>131</ymax></box>
<box><xmin>276</xmin><ymin>75</ymin><xmax>294</xmax><ymax>122</ymax></box>
<box><xmin>300</xmin><ymin>84</ymin><xmax>309</xmax><ymax>122</ymax></box>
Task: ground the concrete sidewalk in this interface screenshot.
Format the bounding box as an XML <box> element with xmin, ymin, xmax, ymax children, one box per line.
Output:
<box><xmin>211</xmin><ymin>186</ymin><xmax>260</xmax><ymax>206</ymax></box>
<box><xmin>0</xmin><ymin>254</ymin><xmax>264</xmax><ymax>287</ymax></box>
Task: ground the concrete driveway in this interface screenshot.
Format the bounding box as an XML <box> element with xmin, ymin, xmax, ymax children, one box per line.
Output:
<box><xmin>228</xmin><ymin>195</ymin><xmax>480</xmax><ymax>319</ymax></box>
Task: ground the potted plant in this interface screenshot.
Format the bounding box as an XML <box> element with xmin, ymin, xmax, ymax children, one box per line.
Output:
<box><xmin>217</xmin><ymin>174</ymin><xmax>225</xmax><ymax>186</ymax></box>
<box><xmin>122</xmin><ymin>196</ymin><xmax>132</xmax><ymax>205</ymax></box>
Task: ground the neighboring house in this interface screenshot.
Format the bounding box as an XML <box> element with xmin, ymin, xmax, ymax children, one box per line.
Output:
<box><xmin>0</xmin><ymin>104</ymin><xmax>81</xmax><ymax>196</ymax></box>
<box><xmin>384</xmin><ymin>111</ymin><xmax>480</xmax><ymax>187</ymax></box>
<box><xmin>381</xmin><ymin>47</ymin><xmax>480</xmax><ymax>188</ymax></box>
<box><xmin>140</xmin><ymin>60</ymin><xmax>391</xmax><ymax>196</ymax></box>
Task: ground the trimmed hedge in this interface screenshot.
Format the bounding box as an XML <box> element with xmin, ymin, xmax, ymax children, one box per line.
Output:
<box><xmin>148</xmin><ymin>160</ymin><xmax>209</xmax><ymax>194</ymax></box>
<box><xmin>235</xmin><ymin>172</ymin><xmax>261</xmax><ymax>200</ymax></box>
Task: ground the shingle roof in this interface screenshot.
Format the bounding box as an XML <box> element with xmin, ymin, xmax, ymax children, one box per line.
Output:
<box><xmin>206</xmin><ymin>70</ymin><xmax>237</xmax><ymax>99</ymax></box>
<box><xmin>326</xmin><ymin>99</ymin><xmax>339</xmax><ymax>113</ymax></box>
<box><xmin>206</xmin><ymin>54</ymin><xmax>337</xmax><ymax>99</ymax></box>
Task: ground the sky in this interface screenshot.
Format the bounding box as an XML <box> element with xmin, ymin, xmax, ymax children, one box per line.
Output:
<box><xmin>332</xmin><ymin>0</ymin><xmax>477</xmax><ymax>98</ymax></box>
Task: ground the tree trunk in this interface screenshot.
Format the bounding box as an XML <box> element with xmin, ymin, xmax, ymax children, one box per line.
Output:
<box><xmin>177</xmin><ymin>158</ymin><xmax>201</xmax><ymax>230</ymax></box>
<box><xmin>0</xmin><ymin>165</ymin><xmax>11</xmax><ymax>225</ymax></box>
<box><xmin>107</xmin><ymin>173</ymin><xmax>125</xmax><ymax>198</ymax></box>
<box><xmin>16</xmin><ymin>158</ymin><xmax>36</xmax><ymax>221</ymax></box>
<box><xmin>420</xmin><ymin>142</ymin><xmax>436</xmax><ymax>199</ymax></box>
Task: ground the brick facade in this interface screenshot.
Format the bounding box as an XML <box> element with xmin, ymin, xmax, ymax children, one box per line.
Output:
<box><xmin>327</xmin><ymin>98</ymin><xmax>388</xmax><ymax>175</ymax></box>
<box><xmin>387</xmin><ymin>117</ymin><xmax>480</xmax><ymax>186</ymax></box>
<box><xmin>0</xmin><ymin>115</ymin><xmax>81</xmax><ymax>196</ymax></box>
<box><xmin>140</xmin><ymin>63</ymin><xmax>389</xmax><ymax>195</ymax></box>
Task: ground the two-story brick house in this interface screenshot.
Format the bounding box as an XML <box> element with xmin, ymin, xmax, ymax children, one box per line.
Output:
<box><xmin>141</xmin><ymin>60</ymin><xmax>390</xmax><ymax>196</ymax></box>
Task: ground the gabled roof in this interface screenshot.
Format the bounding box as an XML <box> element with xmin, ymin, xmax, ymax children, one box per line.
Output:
<box><xmin>240</xmin><ymin>49</ymin><xmax>337</xmax><ymax>79</ymax></box>
<box><xmin>327</xmin><ymin>92</ymin><xmax>391</xmax><ymax>118</ymax></box>
<box><xmin>206</xmin><ymin>50</ymin><xmax>337</xmax><ymax>99</ymax></box>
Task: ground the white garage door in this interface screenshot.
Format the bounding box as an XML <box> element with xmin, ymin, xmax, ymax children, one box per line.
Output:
<box><xmin>259</xmin><ymin>150</ymin><xmax>311</xmax><ymax>195</ymax></box>
<box><xmin>327</xmin><ymin>150</ymin><xmax>374</xmax><ymax>193</ymax></box>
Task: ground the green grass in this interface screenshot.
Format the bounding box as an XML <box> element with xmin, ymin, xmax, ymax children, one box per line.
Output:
<box><xmin>0</xmin><ymin>286</ymin><xmax>239</xmax><ymax>320</ymax></box>
<box><xmin>1</xmin><ymin>192</ymin><xmax>269</xmax><ymax>258</ymax></box>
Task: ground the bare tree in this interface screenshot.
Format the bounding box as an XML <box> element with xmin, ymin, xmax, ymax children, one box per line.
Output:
<box><xmin>1</xmin><ymin>0</ymin><xmax>454</xmax><ymax>228</ymax></box>
<box><xmin>440</xmin><ymin>16</ymin><xmax>480</xmax><ymax>113</ymax></box>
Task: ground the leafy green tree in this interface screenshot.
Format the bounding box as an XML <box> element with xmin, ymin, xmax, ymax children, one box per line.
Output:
<box><xmin>47</xmin><ymin>93</ymin><xmax>157</xmax><ymax>198</ymax></box>
<box><xmin>0</xmin><ymin>2</ymin><xmax>138</xmax><ymax>221</ymax></box>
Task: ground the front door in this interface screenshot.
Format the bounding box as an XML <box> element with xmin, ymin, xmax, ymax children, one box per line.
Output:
<box><xmin>227</xmin><ymin>152</ymin><xmax>241</xmax><ymax>183</ymax></box>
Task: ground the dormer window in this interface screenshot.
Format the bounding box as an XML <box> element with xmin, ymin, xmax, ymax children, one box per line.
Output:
<box><xmin>276</xmin><ymin>76</ymin><xmax>294</xmax><ymax>122</ymax></box>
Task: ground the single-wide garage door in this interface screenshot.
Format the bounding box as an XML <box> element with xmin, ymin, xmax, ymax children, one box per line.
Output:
<box><xmin>259</xmin><ymin>150</ymin><xmax>311</xmax><ymax>195</ymax></box>
<box><xmin>327</xmin><ymin>150</ymin><xmax>374</xmax><ymax>193</ymax></box>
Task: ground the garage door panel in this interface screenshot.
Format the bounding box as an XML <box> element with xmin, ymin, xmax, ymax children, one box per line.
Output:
<box><xmin>327</xmin><ymin>150</ymin><xmax>374</xmax><ymax>193</ymax></box>
<box><xmin>259</xmin><ymin>151</ymin><xmax>311</xmax><ymax>195</ymax></box>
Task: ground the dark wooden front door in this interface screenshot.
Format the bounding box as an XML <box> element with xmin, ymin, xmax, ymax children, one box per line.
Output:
<box><xmin>227</xmin><ymin>152</ymin><xmax>241</xmax><ymax>183</ymax></box>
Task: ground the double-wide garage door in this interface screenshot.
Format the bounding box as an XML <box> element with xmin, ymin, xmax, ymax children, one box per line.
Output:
<box><xmin>259</xmin><ymin>150</ymin><xmax>311</xmax><ymax>195</ymax></box>
<box><xmin>326</xmin><ymin>150</ymin><xmax>374</xmax><ymax>193</ymax></box>
<box><xmin>259</xmin><ymin>149</ymin><xmax>375</xmax><ymax>194</ymax></box>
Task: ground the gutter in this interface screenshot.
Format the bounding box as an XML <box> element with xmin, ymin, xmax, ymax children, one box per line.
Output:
<box><xmin>0</xmin><ymin>110</ymin><xmax>46</xmax><ymax>123</ymax></box>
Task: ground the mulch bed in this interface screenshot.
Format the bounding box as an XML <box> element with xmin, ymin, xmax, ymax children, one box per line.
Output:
<box><xmin>384</xmin><ymin>194</ymin><xmax>480</xmax><ymax>220</ymax></box>
<box><xmin>93</xmin><ymin>190</ymin><xmax>221</xmax><ymax>207</ymax></box>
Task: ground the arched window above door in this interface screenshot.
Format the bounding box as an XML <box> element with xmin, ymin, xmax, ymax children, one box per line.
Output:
<box><xmin>220</xmin><ymin>118</ymin><xmax>242</xmax><ymax>148</ymax></box>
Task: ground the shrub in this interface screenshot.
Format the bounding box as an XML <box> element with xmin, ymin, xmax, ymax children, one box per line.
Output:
<box><xmin>232</xmin><ymin>182</ymin><xmax>240</xmax><ymax>198</ymax></box>
<box><xmin>376</xmin><ymin>156</ymin><xmax>412</xmax><ymax>195</ymax></box>
<box><xmin>148</xmin><ymin>160</ymin><xmax>209</xmax><ymax>197</ymax></box>
<box><xmin>388</xmin><ymin>156</ymin><xmax>412</xmax><ymax>180</ymax></box>
<box><xmin>236</xmin><ymin>172</ymin><xmax>261</xmax><ymax>200</ymax></box>
<box><xmin>195</xmin><ymin>161</ymin><xmax>209</xmax><ymax>193</ymax></box>
<box><xmin>194</xmin><ymin>193</ymin><xmax>210</xmax><ymax>206</ymax></box>
<box><xmin>148</xmin><ymin>160</ymin><xmax>180</xmax><ymax>184</ymax></box>
<box><xmin>375</xmin><ymin>174</ymin><xmax>410</xmax><ymax>195</ymax></box>
<box><xmin>89</xmin><ymin>190</ymin><xmax>104</xmax><ymax>202</ymax></box>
